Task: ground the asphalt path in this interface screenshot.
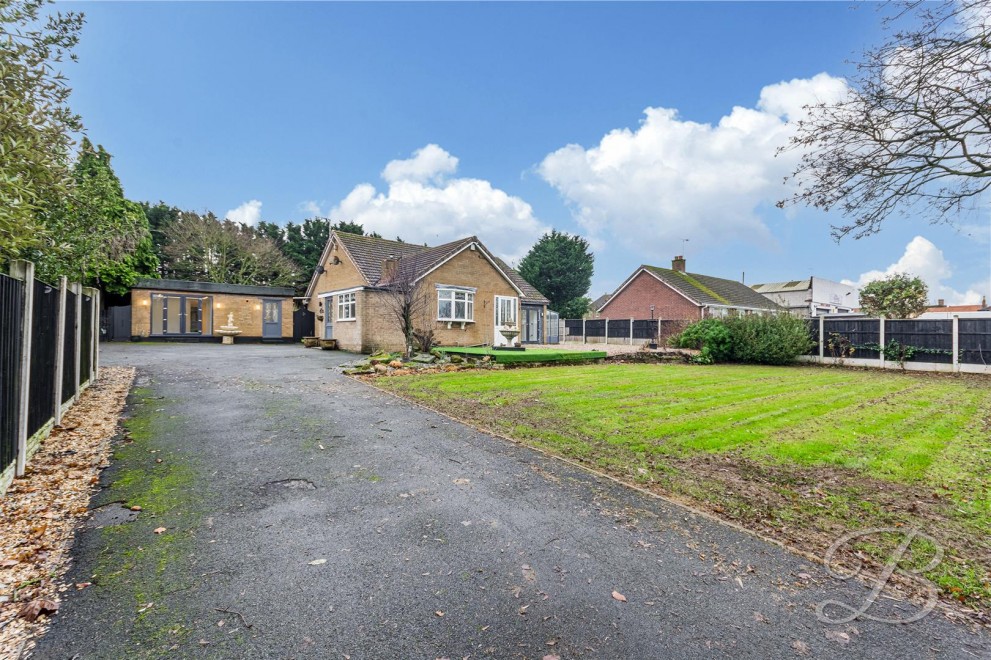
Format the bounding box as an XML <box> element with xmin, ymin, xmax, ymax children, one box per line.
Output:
<box><xmin>33</xmin><ymin>343</ymin><xmax>991</xmax><ymax>659</ymax></box>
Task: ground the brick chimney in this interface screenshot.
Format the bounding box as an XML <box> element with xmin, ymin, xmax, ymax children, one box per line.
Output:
<box><xmin>937</xmin><ymin>298</ymin><xmax>945</xmax><ymax>307</ymax></box>
<box><xmin>672</xmin><ymin>255</ymin><xmax>686</xmax><ymax>273</ymax></box>
<box><xmin>382</xmin><ymin>255</ymin><xmax>398</xmax><ymax>281</ymax></box>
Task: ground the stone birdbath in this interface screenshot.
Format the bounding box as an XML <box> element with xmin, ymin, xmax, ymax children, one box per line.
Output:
<box><xmin>495</xmin><ymin>326</ymin><xmax>523</xmax><ymax>351</ymax></box>
<box><xmin>216</xmin><ymin>312</ymin><xmax>242</xmax><ymax>345</ymax></box>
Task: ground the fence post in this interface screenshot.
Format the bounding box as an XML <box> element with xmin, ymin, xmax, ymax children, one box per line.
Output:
<box><xmin>83</xmin><ymin>287</ymin><xmax>99</xmax><ymax>383</ymax></box>
<box><xmin>818</xmin><ymin>315</ymin><xmax>825</xmax><ymax>360</ymax></box>
<box><xmin>878</xmin><ymin>317</ymin><xmax>886</xmax><ymax>369</ymax></box>
<box><xmin>73</xmin><ymin>283</ymin><xmax>82</xmax><ymax>401</ymax></box>
<box><xmin>952</xmin><ymin>314</ymin><xmax>960</xmax><ymax>373</ymax></box>
<box><xmin>629</xmin><ymin>318</ymin><xmax>634</xmax><ymax>345</ymax></box>
<box><xmin>582</xmin><ymin>318</ymin><xmax>586</xmax><ymax>344</ymax></box>
<box><xmin>93</xmin><ymin>288</ymin><xmax>100</xmax><ymax>380</ymax></box>
<box><xmin>604</xmin><ymin>318</ymin><xmax>609</xmax><ymax>345</ymax></box>
<box><xmin>53</xmin><ymin>277</ymin><xmax>67</xmax><ymax>425</ymax></box>
<box><xmin>10</xmin><ymin>260</ymin><xmax>34</xmax><ymax>477</ymax></box>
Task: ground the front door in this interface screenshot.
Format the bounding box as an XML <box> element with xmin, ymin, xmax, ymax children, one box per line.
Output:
<box><xmin>521</xmin><ymin>306</ymin><xmax>542</xmax><ymax>343</ymax></box>
<box><xmin>324</xmin><ymin>308</ymin><xmax>333</xmax><ymax>340</ymax></box>
<box><xmin>493</xmin><ymin>296</ymin><xmax>518</xmax><ymax>346</ymax></box>
<box><xmin>262</xmin><ymin>300</ymin><xmax>282</xmax><ymax>339</ymax></box>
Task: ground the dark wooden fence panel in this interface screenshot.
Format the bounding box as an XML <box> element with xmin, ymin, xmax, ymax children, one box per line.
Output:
<box><xmin>27</xmin><ymin>280</ymin><xmax>58</xmax><ymax>437</ymax></box>
<box><xmin>806</xmin><ymin>319</ymin><xmax>820</xmax><ymax>356</ymax></box>
<box><xmin>79</xmin><ymin>293</ymin><xmax>93</xmax><ymax>385</ymax></box>
<box><xmin>292</xmin><ymin>308</ymin><xmax>314</xmax><ymax>342</ymax></box>
<box><xmin>606</xmin><ymin>319</ymin><xmax>629</xmax><ymax>339</ymax></box>
<box><xmin>101</xmin><ymin>305</ymin><xmax>131</xmax><ymax>342</ymax></box>
<box><xmin>632</xmin><ymin>320</ymin><xmax>659</xmax><ymax>340</ymax></box>
<box><xmin>62</xmin><ymin>291</ymin><xmax>77</xmax><ymax>404</ymax></box>
<box><xmin>823</xmin><ymin>318</ymin><xmax>881</xmax><ymax>359</ymax></box>
<box><xmin>0</xmin><ymin>274</ymin><xmax>24</xmax><ymax>474</ymax></box>
<box><xmin>564</xmin><ymin>320</ymin><xmax>583</xmax><ymax>337</ymax></box>
<box><xmin>885</xmin><ymin>319</ymin><xmax>954</xmax><ymax>364</ymax></box>
<box><xmin>585</xmin><ymin>319</ymin><xmax>606</xmax><ymax>338</ymax></box>
<box><xmin>959</xmin><ymin>319</ymin><xmax>991</xmax><ymax>365</ymax></box>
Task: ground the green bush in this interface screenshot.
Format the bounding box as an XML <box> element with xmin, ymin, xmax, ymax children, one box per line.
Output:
<box><xmin>674</xmin><ymin>318</ymin><xmax>733</xmax><ymax>364</ymax></box>
<box><xmin>726</xmin><ymin>314</ymin><xmax>814</xmax><ymax>365</ymax></box>
<box><xmin>675</xmin><ymin>314</ymin><xmax>813</xmax><ymax>365</ymax></box>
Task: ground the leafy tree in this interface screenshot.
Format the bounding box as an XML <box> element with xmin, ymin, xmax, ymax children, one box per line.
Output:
<box><xmin>159</xmin><ymin>212</ymin><xmax>300</xmax><ymax>287</ymax></box>
<box><xmin>780</xmin><ymin>0</ymin><xmax>991</xmax><ymax>239</ymax></box>
<box><xmin>255</xmin><ymin>220</ymin><xmax>285</xmax><ymax>247</ymax></box>
<box><xmin>0</xmin><ymin>0</ymin><xmax>83</xmax><ymax>264</ymax></box>
<box><xmin>518</xmin><ymin>230</ymin><xmax>594</xmax><ymax>317</ymax></box>
<box><xmin>40</xmin><ymin>138</ymin><xmax>157</xmax><ymax>293</ymax></box>
<box><xmin>858</xmin><ymin>273</ymin><xmax>929</xmax><ymax>319</ymax></box>
<box><xmin>140</xmin><ymin>201</ymin><xmax>181</xmax><ymax>272</ymax></box>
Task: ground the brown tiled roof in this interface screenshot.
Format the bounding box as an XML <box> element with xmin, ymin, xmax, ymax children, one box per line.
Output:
<box><xmin>925</xmin><ymin>304</ymin><xmax>986</xmax><ymax>313</ymax></box>
<box><xmin>334</xmin><ymin>232</ymin><xmax>430</xmax><ymax>285</ymax></box>
<box><xmin>640</xmin><ymin>265</ymin><xmax>781</xmax><ymax>311</ymax></box>
<box><xmin>332</xmin><ymin>231</ymin><xmax>549</xmax><ymax>304</ymax></box>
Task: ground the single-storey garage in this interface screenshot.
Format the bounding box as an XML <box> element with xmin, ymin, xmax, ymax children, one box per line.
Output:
<box><xmin>129</xmin><ymin>279</ymin><xmax>294</xmax><ymax>341</ymax></box>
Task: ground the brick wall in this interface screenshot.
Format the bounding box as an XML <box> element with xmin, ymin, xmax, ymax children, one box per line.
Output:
<box><xmin>131</xmin><ymin>290</ymin><xmax>292</xmax><ymax>338</ymax></box>
<box><xmin>306</xmin><ymin>241</ymin><xmax>366</xmax><ymax>316</ymax></box>
<box><xmin>599</xmin><ymin>271</ymin><xmax>701</xmax><ymax>321</ymax></box>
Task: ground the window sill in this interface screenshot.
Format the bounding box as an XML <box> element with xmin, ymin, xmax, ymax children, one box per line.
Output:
<box><xmin>439</xmin><ymin>320</ymin><xmax>474</xmax><ymax>329</ymax></box>
<box><xmin>336</xmin><ymin>318</ymin><xmax>357</xmax><ymax>323</ymax></box>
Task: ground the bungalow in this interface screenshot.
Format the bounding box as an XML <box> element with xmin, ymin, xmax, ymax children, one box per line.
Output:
<box><xmin>303</xmin><ymin>232</ymin><xmax>550</xmax><ymax>353</ymax></box>
<box><xmin>598</xmin><ymin>256</ymin><xmax>781</xmax><ymax>320</ymax></box>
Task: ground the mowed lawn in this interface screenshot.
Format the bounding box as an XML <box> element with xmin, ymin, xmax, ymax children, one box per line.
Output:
<box><xmin>376</xmin><ymin>363</ymin><xmax>991</xmax><ymax>607</ymax></box>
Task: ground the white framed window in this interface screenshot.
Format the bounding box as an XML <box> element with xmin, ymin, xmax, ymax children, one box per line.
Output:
<box><xmin>338</xmin><ymin>292</ymin><xmax>356</xmax><ymax>320</ymax></box>
<box><xmin>495</xmin><ymin>296</ymin><xmax>518</xmax><ymax>327</ymax></box>
<box><xmin>438</xmin><ymin>288</ymin><xmax>474</xmax><ymax>322</ymax></box>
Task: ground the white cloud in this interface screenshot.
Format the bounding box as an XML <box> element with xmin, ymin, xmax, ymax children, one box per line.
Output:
<box><xmin>299</xmin><ymin>200</ymin><xmax>323</xmax><ymax>217</ymax></box>
<box><xmin>846</xmin><ymin>236</ymin><xmax>984</xmax><ymax>305</ymax></box>
<box><xmin>225</xmin><ymin>199</ymin><xmax>263</xmax><ymax>227</ymax></box>
<box><xmin>331</xmin><ymin>145</ymin><xmax>549</xmax><ymax>263</ymax></box>
<box><xmin>538</xmin><ymin>73</ymin><xmax>848</xmax><ymax>258</ymax></box>
<box><xmin>381</xmin><ymin>144</ymin><xmax>458</xmax><ymax>185</ymax></box>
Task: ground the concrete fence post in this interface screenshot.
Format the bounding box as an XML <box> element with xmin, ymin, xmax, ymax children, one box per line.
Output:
<box><xmin>53</xmin><ymin>277</ymin><xmax>67</xmax><ymax>425</ymax></box>
<box><xmin>93</xmin><ymin>288</ymin><xmax>100</xmax><ymax>380</ymax></box>
<box><xmin>629</xmin><ymin>318</ymin><xmax>634</xmax><ymax>345</ymax></box>
<box><xmin>10</xmin><ymin>260</ymin><xmax>34</xmax><ymax>477</ymax></box>
<box><xmin>818</xmin><ymin>315</ymin><xmax>825</xmax><ymax>360</ymax></box>
<box><xmin>604</xmin><ymin>318</ymin><xmax>609</xmax><ymax>345</ymax></box>
<box><xmin>73</xmin><ymin>283</ymin><xmax>82</xmax><ymax>402</ymax></box>
<box><xmin>878</xmin><ymin>317</ymin><xmax>886</xmax><ymax>369</ymax></box>
<box><xmin>952</xmin><ymin>314</ymin><xmax>960</xmax><ymax>373</ymax></box>
<box><xmin>582</xmin><ymin>318</ymin><xmax>586</xmax><ymax>344</ymax></box>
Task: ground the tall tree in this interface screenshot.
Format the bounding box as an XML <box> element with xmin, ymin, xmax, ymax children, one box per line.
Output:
<box><xmin>0</xmin><ymin>0</ymin><xmax>83</xmax><ymax>264</ymax></box>
<box><xmin>41</xmin><ymin>138</ymin><xmax>157</xmax><ymax>293</ymax></box>
<box><xmin>160</xmin><ymin>212</ymin><xmax>300</xmax><ymax>287</ymax></box>
<box><xmin>380</xmin><ymin>255</ymin><xmax>430</xmax><ymax>358</ymax></box>
<box><xmin>140</xmin><ymin>201</ymin><xmax>181</xmax><ymax>273</ymax></box>
<box><xmin>518</xmin><ymin>230</ymin><xmax>594</xmax><ymax>318</ymax></box>
<box><xmin>780</xmin><ymin>0</ymin><xmax>991</xmax><ymax>239</ymax></box>
<box><xmin>858</xmin><ymin>273</ymin><xmax>929</xmax><ymax>319</ymax></box>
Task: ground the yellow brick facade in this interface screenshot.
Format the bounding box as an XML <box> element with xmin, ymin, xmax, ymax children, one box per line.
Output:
<box><xmin>131</xmin><ymin>289</ymin><xmax>293</xmax><ymax>339</ymax></box>
<box><xmin>309</xmin><ymin>244</ymin><xmax>547</xmax><ymax>353</ymax></box>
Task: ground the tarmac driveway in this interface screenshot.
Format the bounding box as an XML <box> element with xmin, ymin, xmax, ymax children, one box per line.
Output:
<box><xmin>33</xmin><ymin>343</ymin><xmax>991</xmax><ymax>659</ymax></box>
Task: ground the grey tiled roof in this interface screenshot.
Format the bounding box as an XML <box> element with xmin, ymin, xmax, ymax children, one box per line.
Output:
<box><xmin>333</xmin><ymin>232</ymin><xmax>549</xmax><ymax>304</ymax></box>
<box><xmin>751</xmin><ymin>279</ymin><xmax>812</xmax><ymax>294</ymax></box>
<box><xmin>591</xmin><ymin>293</ymin><xmax>612</xmax><ymax>312</ymax></box>
<box><xmin>641</xmin><ymin>266</ymin><xmax>782</xmax><ymax>311</ymax></box>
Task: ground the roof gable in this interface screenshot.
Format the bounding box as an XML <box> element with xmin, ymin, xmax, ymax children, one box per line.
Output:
<box><xmin>632</xmin><ymin>265</ymin><xmax>782</xmax><ymax>311</ymax></box>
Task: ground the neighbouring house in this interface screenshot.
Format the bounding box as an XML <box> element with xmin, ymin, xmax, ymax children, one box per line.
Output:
<box><xmin>130</xmin><ymin>279</ymin><xmax>294</xmax><ymax>341</ymax></box>
<box><xmin>584</xmin><ymin>293</ymin><xmax>613</xmax><ymax>319</ymax></box>
<box><xmin>303</xmin><ymin>232</ymin><xmax>550</xmax><ymax>353</ymax></box>
<box><xmin>598</xmin><ymin>256</ymin><xmax>782</xmax><ymax>321</ymax></box>
<box><xmin>918</xmin><ymin>297</ymin><xmax>990</xmax><ymax>319</ymax></box>
<box><xmin>750</xmin><ymin>277</ymin><xmax>859</xmax><ymax>316</ymax></box>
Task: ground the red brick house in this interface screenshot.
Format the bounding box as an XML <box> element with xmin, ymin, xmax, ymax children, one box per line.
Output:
<box><xmin>598</xmin><ymin>256</ymin><xmax>782</xmax><ymax>321</ymax></box>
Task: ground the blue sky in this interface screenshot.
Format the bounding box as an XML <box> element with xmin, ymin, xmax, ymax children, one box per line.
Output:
<box><xmin>62</xmin><ymin>1</ymin><xmax>990</xmax><ymax>304</ymax></box>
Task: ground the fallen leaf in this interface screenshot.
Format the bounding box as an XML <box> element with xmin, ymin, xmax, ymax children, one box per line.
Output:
<box><xmin>543</xmin><ymin>656</ymin><xmax>561</xmax><ymax>660</ymax></box>
<box><xmin>153</xmin><ymin>527</ymin><xmax>166</xmax><ymax>534</ymax></box>
<box><xmin>453</xmin><ymin>478</ymin><xmax>470</xmax><ymax>485</ymax></box>
<box><xmin>18</xmin><ymin>599</ymin><xmax>59</xmax><ymax>622</ymax></box>
<box><xmin>75</xmin><ymin>582</ymin><xmax>92</xmax><ymax>590</ymax></box>
<box><xmin>308</xmin><ymin>558</ymin><xmax>327</xmax><ymax>565</ymax></box>
<box><xmin>792</xmin><ymin>640</ymin><xmax>810</xmax><ymax>655</ymax></box>
<box><xmin>130</xmin><ymin>505</ymin><xmax>142</xmax><ymax>511</ymax></box>
<box><xmin>611</xmin><ymin>590</ymin><xmax>627</xmax><ymax>602</ymax></box>
<box><xmin>435</xmin><ymin>611</ymin><xmax>445</xmax><ymax>617</ymax></box>
<box><xmin>0</xmin><ymin>559</ymin><xmax>19</xmax><ymax>568</ymax></box>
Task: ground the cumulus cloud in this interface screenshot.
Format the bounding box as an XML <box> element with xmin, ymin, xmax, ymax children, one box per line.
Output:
<box><xmin>225</xmin><ymin>199</ymin><xmax>263</xmax><ymax>227</ymax></box>
<box><xmin>299</xmin><ymin>200</ymin><xmax>323</xmax><ymax>217</ymax></box>
<box><xmin>381</xmin><ymin>144</ymin><xmax>458</xmax><ymax>185</ymax></box>
<box><xmin>538</xmin><ymin>73</ymin><xmax>848</xmax><ymax>258</ymax></box>
<box><xmin>331</xmin><ymin>145</ymin><xmax>549</xmax><ymax>263</ymax></box>
<box><xmin>846</xmin><ymin>236</ymin><xmax>984</xmax><ymax>305</ymax></box>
